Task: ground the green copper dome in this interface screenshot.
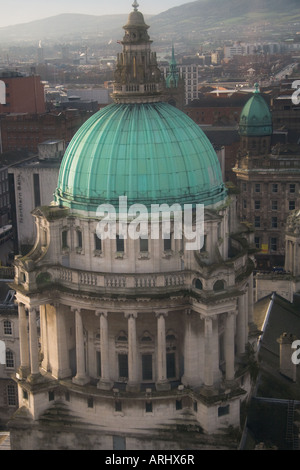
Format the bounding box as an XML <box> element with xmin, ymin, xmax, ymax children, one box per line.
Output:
<box><xmin>239</xmin><ymin>85</ymin><xmax>272</xmax><ymax>137</ymax></box>
<box><xmin>55</xmin><ymin>101</ymin><xmax>226</xmax><ymax>212</ymax></box>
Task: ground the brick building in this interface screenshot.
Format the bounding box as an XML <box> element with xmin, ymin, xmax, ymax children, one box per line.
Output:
<box><xmin>0</xmin><ymin>109</ymin><xmax>91</xmax><ymax>154</ymax></box>
<box><xmin>0</xmin><ymin>71</ymin><xmax>45</xmax><ymax>115</ymax></box>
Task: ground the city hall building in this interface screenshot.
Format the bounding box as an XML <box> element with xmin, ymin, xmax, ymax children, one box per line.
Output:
<box><xmin>9</xmin><ymin>2</ymin><xmax>256</xmax><ymax>450</ymax></box>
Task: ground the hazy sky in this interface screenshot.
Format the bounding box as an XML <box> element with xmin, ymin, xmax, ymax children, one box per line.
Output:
<box><xmin>0</xmin><ymin>0</ymin><xmax>195</xmax><ymax>28</ymax></box>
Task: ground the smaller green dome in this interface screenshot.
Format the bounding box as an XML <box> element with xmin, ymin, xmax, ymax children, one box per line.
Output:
<box><xmin>239</xmin><ymin>84</ymin><xmax>272</xmax><ymax>137</ymax></box>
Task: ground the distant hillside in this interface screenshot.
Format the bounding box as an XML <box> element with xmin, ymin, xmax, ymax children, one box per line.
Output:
<box><xmin>0</xmin><ymin>0</ymin><xmax>299</xmax><ymax>45</ymax></box>
<box><xmin>0</xmin><ymin>13</ymin><xmax>129</xmax><ymax>44</ymax></box>
<box><xmin>150</xmin><ymin>0</ymin><xmax>300</xmax><ymax>34</ymax></box>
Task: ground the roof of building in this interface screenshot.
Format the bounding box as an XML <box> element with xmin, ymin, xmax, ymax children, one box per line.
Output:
<box><xmin>243</xmin><ymin>293</ymin><xmax>300</xmax><ymax>450</ymax></box>
<box><xmin>239</xmin><ymin>84</ymin><xmax>272</xmax><ymax>137</ymax></box>
<box><xmin>55</xmin><ymin>101</ymin><xmax>227</xmax><ymax>211</ymax></box>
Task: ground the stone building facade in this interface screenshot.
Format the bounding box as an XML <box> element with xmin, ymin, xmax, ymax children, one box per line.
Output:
<box><xmin>233</xmin><ymin>86</ymin><xmax>300</xmax><ymax>269</ymax></box>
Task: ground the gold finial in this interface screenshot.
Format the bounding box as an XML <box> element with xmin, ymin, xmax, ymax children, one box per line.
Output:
<box><xmin>132</xmin><ymin>0</ymin><xmax>139</xmax><ymax>11</ymax></box>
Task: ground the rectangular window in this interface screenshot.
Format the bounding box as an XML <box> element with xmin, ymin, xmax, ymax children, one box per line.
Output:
<box><xmin>48</xmin><ymin>391</ymin><xmax>55</xmax><ymax>401</ymax></box>
<box><xmin>62</xmin><ymin>230</ymin><xmax>68</xmax><ymax>249</ymax></box>
<box><xmin>175</xmin><ymin>399</ymin><xmax>182</xmax><ymax>410</ymax></box>
<box><xmin>270</xmin><ymin>237</ymin><xmax>277</xmax><ymax>252</ymax></box>
<box><xmin>254</xmin><ymin>200</ymin><xmax>260</xmax><ymax>210</ymax></box>
<box><xmin>271</xmin><ymin>217</ymin><xmax>278</xmax><ymax>228</ymax></box>
<box><xmin>116</xmin><ymin>235</ymin><xmax>125</xmax><ymax>253</ymax></box>
<box><xmin>242</xmin><ymin>182</ymin><xmax>247</xmax><ymax>191</ymax></box>
<box><xmin>166</xmin><ymin>352</ymin><xmax>176</xmax><ymax>379</ymax></box>
<box><xmin>87</xmin><ymin>397</ymin><xmax>94</xmax><ymax>408</ymax></box>
<box><xmin>140</xmin><ymin>237</ymin><xmax>148</xmax><ymax>253</ymax></box>
<box><xmin>118</xmin><ymin>354</ymin><xmax>128</xmax><ymax>379</ymax></box>
<box><xmin>94</xmin><ymin>233</ymin><xmax>102</xmax><ymax>251</ymax></box>
<box><xmin>272</xmin><ymin>200</ymin><xmax>278</xmax><ymax>211</ymax></box>
<box><xmin>218</xmin><ymin>405</ymin><xmax>230</xmax><ymax>417</ymax></box>
<box><xmin>254</xmin><ymin>237</ymin><xmax>260</xmax><ymax>249</ymax></box>
<box><xmin>96</xmin><ymin>351</ymin><xmax>101</xmax><ymax>377</ymax></box>
<box><xmin>255</xmin><ymin>183</ymin><xmax>261</xmax><ymax>193</ymax></box>
<box><xmin>113</xmin><ymin>436</ymin><xmax>126</xmax><ymax>450</ymax></box>
<box><xmin>115</xmin><ymin>401</ymin><xmax>122</xmax><ymax>412</ymax></box>
<box><xmin>4</xmin><ymin>320</ymin><xmax>12</xmax><ymax>335</ymax></box>
<box><xmin>76</xmin><ymin>230</ymin><xmax>82</xmax><ymax>249</ymax></box>
<box><xmin>254</xmin><ymin>216</ymin><xmax>260</xmax><ymax>228</ymax></box>
<box><xmin>145</xmin><ymin>402</ymin><xmax>153</xmax><ymax>413</ymax></box>
<box><xmin>142</xmin><ymin>354</ymin><xmax>153</xmax><ymax>381</ymax></box>
<box><xmin>272</xmin><ymin>183</ymin><xmax>278</xmax><ymax>193</ymax></box>
<box><xmin>290</xmin><ymin>184</ymin><xmax>296</xmax><ymax>193</ymax></box>
<box><xmin>243</xmin><ymin>199</ymin><xmax>247</xmax><ymax>209</ymax></box>
<box><xmin>33</xmin><ymin>174</ymin><xmax>41</xmax><ymax>207</ymax></box>
<box><xmin>289</xmin><ymin>201</ymin><xmax>295</xmax><ymax>211</ymax></box>
<box><xmin>6</xmin><ymin>351</ymin><xmax>14</xmax><ymax>368</ymax></box>
<box><xmin>7</xmin><ymin>384</ymin><xmax>16</xmax><ymax>406</ymax></box>
<box><xmin>163</xmin><ymin>237</ymin><xmax>172</xmax><ymax>251</ymax></box>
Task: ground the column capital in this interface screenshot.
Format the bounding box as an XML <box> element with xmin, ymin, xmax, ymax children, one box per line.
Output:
<box><xmin>200</xmin><ymin>313</ymin><xmax>217</xmax><ymax>322</ymax></box>
<box><xmin>155</xmin><ymin>311</ymin><xmax>168</xmax><ymax>319</ymax></box>
<box><xmin>227</xmin><ymin>310</ymin><xmax>238</xmax><ymax>318</ymax></box>
<box><xmin>28</xmin><ymin>306</ymin><xmax>39</xmax><ymax>314</ymax></box>
<box><xmin>124</xmin><ymin>312</ymin><xmax>138</xmax><ymax>319</ymax></box>
<box><xmin>95</xmin><ymin>310</ymin><xmax>108</xmax><ymax>318</ymax></box>
<box><xmin>70</xmin><ymin>306</ymin><xmax>81</xmax><ymax>314</ymax></box>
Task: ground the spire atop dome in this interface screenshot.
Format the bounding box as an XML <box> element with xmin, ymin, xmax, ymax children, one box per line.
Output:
<box><xmin>132</xmin><ymin>0</ymin><xmax>139</xmax><ymax>11</ymax></box>
<box><xmin>112</xmin><ymin>2</ymin><xmax>162</xmax><ymax>103</ymax></box>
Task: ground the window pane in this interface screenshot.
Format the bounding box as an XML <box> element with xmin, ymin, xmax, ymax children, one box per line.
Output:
<box><xmin>118</xmin><ymin>354</ymin><xmax>128</xmax><ymax>378</ymax></box>
<box><xmin>96</xmin><ymin>351</ymin><xmax>101</xmax><ymax>377</ymax></box>
<box><xmin>4</xmin><ymin>320</ymin><xmax>12</xmax><ymax>335</ymax></box>
<box><xmin>164</xmin><ymin>237</ymin><xmax>171</xmax><ymax>251</ymax></box>
<box><xmin>166</xmin><ymin>352</ymin><xmax>176</xmax><ymax>378</ymax></box>
<box><xmin>33</xmin><ymin>174</ymin><xmax>41</xmax><ymax>207</ymax></box>
<box><xmin>94</xmin><ymin>234</ymin><xmax>102</xmax><ymax>251</ymax></box>
<box><xmin>116</xmin><ymin>235</ymin><xmax>124</xmax><ymax>252</ymax></box>
<box><xmin>142</xmin><ymin>354</ymin><xmax>152</xmax><ymax>380</ymax></box>
<box><xmin>77</xmin><ymin>231</ymin><xmax>82</xmax><ymax>248</ymax></box>
<box><xmin>7</xmin><ymin>384</ymin><xmax>16</xmax><ymax>406</ymax></box>
<box><xmin>6</xmin><ymin>350</ymin><xmax>14</xmax><ymax>368</ymax></box>
<box><xmin>289</xmin><ymin>201</ymin><xmax>295</xmax><ymax>210</ymax></box>
<box><xmin>140</xmin><ymin>238</ymin><xmax>148</xmax><ymax>252</ymax></box>
<box><xmin>62</xmin><ymin>230</ymin><xmax>68</xmax><ymax>248</ymax></box>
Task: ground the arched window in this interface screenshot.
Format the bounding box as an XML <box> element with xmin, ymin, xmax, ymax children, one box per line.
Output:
<box><xmin>117</xmin><ymin>331</ymin><xmax>128</xmax><ymax>342</ymax></box>
<box><xmin>194</xmin><ymin>279</ymin><xmax>203</xmax><ymax>290</ymax></box>
<box><xmin>213</xmin><ymin>280</ymin><xmax>225</xmax><ymax>292</ymax></box>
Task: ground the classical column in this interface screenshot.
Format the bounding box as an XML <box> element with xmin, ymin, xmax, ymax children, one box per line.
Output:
<box><xmin>28</xmin><ymin>306</ymin><xmax>40</xmax><ymax>380</ymax></box>
<box><xmin>182</xmin><ymin>309</ymin><xmax>197</xmax><ymax>387</ymax></box>
<box><xmin>17</xmin><ymin>303</ymin><xmax>30</xmax><ymax>379</ymax></box>
<box><xmin>203</xmin><ymin>316</ymin><xmax>214</xmax><ymax>387</ymax></box>
<box><xmin>155</xmin><ymin>312</ymin><xmax>170</xmax><ymax>391</ymax></box>
<box><xmin>96</xmin><ymin>311</ymin><xmax>113</xmax><ymax>390</ymax></box>
<box><xmin>126</xmin><ymin>312</ymin><xmax>139</xmax><ymax>392</ymax></box>
<box><xmin>72</xmin><ymin>308</ymin><xmax>89</xmax><ymax>385</ymax></box>
<box><xmin>248</xmin><ymin>275</ymin><xmax>254</xmax><ymax>325</ymax></box>
<box><xmin>224</xmin><ymin>311</ymin><xmax>235</xmax><ymax>382</ymax></box>
<box><xmin>236</xmin><ymin>295</ymin><xmax>246</xmax><ymax>355</ymax></box>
